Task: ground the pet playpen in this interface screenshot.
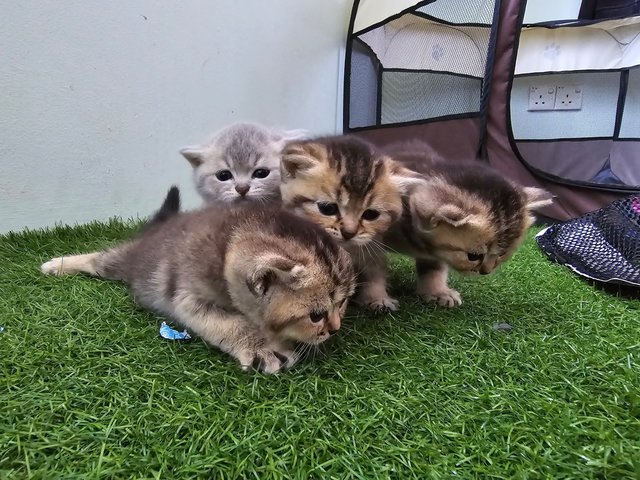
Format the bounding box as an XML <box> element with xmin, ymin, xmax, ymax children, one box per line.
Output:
<box><xmin>344</xmin><ymin>0</ymin><xmax>640</xmax><ymax>220</ymax></box>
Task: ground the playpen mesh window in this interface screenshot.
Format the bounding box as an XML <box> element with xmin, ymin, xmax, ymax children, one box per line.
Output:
<box><xmin>509</xmin><ymin>16</ymin><xmax>640</xmax><ymax>191</ymax></box>
<box><xmin>620</xmin><ymin>66</ymin><xmax>640</xmax><ymax>138</ymax></box>
<box><xmin>345</xmin><ymin>0</ymin><xmax>499</xmax><ymax>131</ymax></box>
<box><xmin>380</xmin><ymin>71</ymin><xmax>481</xmax><ymax>124</ymax></box>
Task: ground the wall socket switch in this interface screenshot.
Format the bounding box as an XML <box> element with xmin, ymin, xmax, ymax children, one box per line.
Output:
<box><xmin>554</xmin><ymin>85</ymin><xmax>583</xmax><ymax>110</ymax></box>
<box><xmin>528</xmin><ymin>85</ymin><xmax>556</xmax><ymax>111</ymax></box>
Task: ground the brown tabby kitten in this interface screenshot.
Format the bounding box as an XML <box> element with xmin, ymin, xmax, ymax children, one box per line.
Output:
<box><xmin>41</xmin><ymin>187</ymin><xmax>355</xmax><ymax>374</ymax></box>
<box><xmin>280</xmin><ymin>135</ymin><xmax>423</xmax><ymax>312</ymax></box>
<box><xmin>383</xmin><ymin>141</ymin><xmax>553</xmax><ymax>307</ymax></box>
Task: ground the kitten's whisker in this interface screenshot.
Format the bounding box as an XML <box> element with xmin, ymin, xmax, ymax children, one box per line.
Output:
<box><xmin>316</xmin><ymin>343</ymin><xmax>328</xmax><ymax>359</ymax></box>
<box><xmin>353</xmin><ymin>265</ymin><xmax>367</xmax><ymax>278</ymax></box>
<box><xmin>372</xmin><ymin>238</ymin><xmax>398</xmax><ymax>255</ymax></box>
<box><xmin>368</xmin><ymin>240</ymin><xmax>385</xmax><ymax>256</ymax></box>
<box><xmin>311</xmin><ymin>344</ymin><xmax>321</xmax><ymax>363</ymax></box>
<box><xmin>366</xmin><ymin>243</ymin><xmax>376</xmax><ymax>261</ymax></box>
<box><xmin>298</xmin><ymin>342</ymin><xmax>311</xmax><ymax>356</ymax></box>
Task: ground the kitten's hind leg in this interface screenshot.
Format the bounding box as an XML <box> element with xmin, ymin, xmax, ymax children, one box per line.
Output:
<box><xmin>41</xmin><ymin>246</ymin><xmax>127</xmax><ymax>280</ymax></box>
<box><xmin>172</xmin><ymin>295</ymin><xmax>296</xmax><ymax>374</ymax></box>
<box><xmin>416</xmin><ymin>259</ymin><xmax>462</xmax><ymax>308</ymax></box>
<box><xmin>41</xmin><ymin>252</ymin><xmax>104</xmax><ymax>277</ymax></box>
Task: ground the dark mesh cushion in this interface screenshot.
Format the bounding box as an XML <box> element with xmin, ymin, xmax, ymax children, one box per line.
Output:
<box><xmin>536</xmin><ymin>195</ymin><xmax>640</xmax><ymax>286</ymax></box>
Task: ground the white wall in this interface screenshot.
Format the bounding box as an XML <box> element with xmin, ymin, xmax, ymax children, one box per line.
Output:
<box><xmin>0</xmin><ymin>0</ymin><xmax>351</xmax><ymax>233</ymax></box>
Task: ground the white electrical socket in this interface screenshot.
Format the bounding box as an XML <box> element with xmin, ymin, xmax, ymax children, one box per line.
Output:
<box><xmin>554</xmin><ymin>85</ymin><xmax>583</xmax><ymax>110</ymax></box>
<box><xmin>528</xmin><ymin>85</ymin><xmax>556</xmax><ymax>111</ymax></box>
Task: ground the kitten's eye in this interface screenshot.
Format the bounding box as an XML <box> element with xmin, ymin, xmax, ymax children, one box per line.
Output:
<box><xmin>252</xmin><ymin>168</ymin><xmax>270</xmax><ymax>179</ymax></box>
<box><xmin>309</xmin><ymin>310</ymin><xmax>327</xmax><ymax>323</ymax></box>
<box><xmin>317</xmin><ymin>202</ymin><xmax>339</xmax><ymax>216</ymax></box>
<box><xmin>215</xmin><ymin>170</ymin><xmax>233</xmax><ymax>181</ymax></box>
<box><xmin>467</xmin><ymin>253</ymin><xmax>485</xmax><ymax>262</ymax></box>
<box><xmin>361</xmin><ymin>209</ymin><xmax>380</xmax><ymax>221</ymax></box>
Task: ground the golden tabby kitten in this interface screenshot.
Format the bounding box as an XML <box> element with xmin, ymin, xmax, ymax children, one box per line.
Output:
<box><xmin>383</xmin><ymin>141</ymin><xmax>553</xmax><ymax>307</ymax></box>
<box><xmin>41</xmin><ymin>187</ymin><xmax>355</xmax><ymax>374</ymax></box>
<box><xmin>280</xmin><ymin>135</ymin><xmax>422</xmax><ymax>313</ymax></box>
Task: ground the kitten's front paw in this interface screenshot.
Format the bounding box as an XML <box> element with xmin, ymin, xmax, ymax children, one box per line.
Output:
<box><xmin>268</xmin><ymin>346</ymin><xmax>301</xmax><ymax>370</ymax></box>
<box><xmin>238</xmin><ymin>347</ymin><xmax>297</xmax><ymax>374</ymax></box>
<box><xmin>40</xmin><ymin>257</ymin><xmax>65</xmax><ymax>276</ymax></box>
<box><xmin>362</xmin><ymin>295</ymin><xmax>399</xmax><ymax>314</ymax></box>
<box><xmin>419</xmin><ymin>287</ymin><xmax>462</xmax><ymax>308</ymax></box>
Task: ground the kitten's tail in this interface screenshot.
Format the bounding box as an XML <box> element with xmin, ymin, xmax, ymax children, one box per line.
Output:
<box><xmin>41</xmin><ymin>186</ymin><xmax>183</xmax><ymax>281</ymax></box>
<box><xmin>150</xmin><ymin>186</ymin><xmax>181</xmax><ymax>224</ymax></box>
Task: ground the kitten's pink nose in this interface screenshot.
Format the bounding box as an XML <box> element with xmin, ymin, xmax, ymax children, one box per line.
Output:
<box><xmin>235</xmin><ymin>184</ymin><xmax>250</xmax><ymax>196</ymax></box>
<box><xmin>327</xmin><ymin>310</ymin><xmax>341</xmax><ymax>334</ymax></box>
<box><xmin>479</xmin><ymin>265</ymin><xmax>492</xmax><ymax>275</ymax></box>
<box><xmin>340</xmin><ymin>229</ymin><xmax>356</xmax><ymax>240</ymax></box>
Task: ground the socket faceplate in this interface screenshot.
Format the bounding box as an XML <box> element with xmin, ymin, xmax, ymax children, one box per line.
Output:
<box><xmin>554</xmin><ymin>85</ymin><xmax>583</xmax><ymax>110</ymax></box>
<box><xmin>528</xmin><ymin>85</ymin><xmax>557</xmax><ymax>111</ymax></box>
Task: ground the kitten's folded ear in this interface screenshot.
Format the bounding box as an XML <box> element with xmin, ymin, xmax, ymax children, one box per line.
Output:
<box><xmin>433</xmin><ymin>204</ymin><xmax>480</xmax><ymax>228</ymax></box>
<box><xmin>179</xmin><ymin>146</ymin><xmax>205</xmax><ymax>168</ymax></box>
<box><xmin>246</xmin><ymin>255</ymin><xmax>308</xmax><ymax>296</ymax></box>
<box><xmin>411</xmin><ymin>185</ymin><xmax>480</xmax><ymax>229</ymax></box>
<box><xmin>280</xmin><ymin>143</ymin><xmax>322</xmax><ymax>179</ymax></box>
<box><xmin>522</xmin><ymin>186</ymin><xmax>554</xmax><ymax>210</ymax></box>
<box><xmin>387</xmin><ymin>160</ymin><xmax>426</xmax><ymax>194</ymax></box>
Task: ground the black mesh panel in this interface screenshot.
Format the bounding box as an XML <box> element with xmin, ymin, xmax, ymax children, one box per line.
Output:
<box><xmin>381</xmin><ymin>71</ymin><xmax>481</xmax><ymax>124</ymax></box>
<box><xmin>416</xmin><ymin>0</ymin><xmax>497</xmax><ymax>24</ymax></box>
<box><xmin>345</xmin><ymin>0</ymin><xmax>498</xmax><ymax>130</ymax></box>
<box><xmin>348</xmin><ymin>41</ymin><xmax>379</xmax><ymax>129</ymax></box>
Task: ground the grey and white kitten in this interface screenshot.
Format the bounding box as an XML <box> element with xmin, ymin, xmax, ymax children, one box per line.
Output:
<box><xmin>41</xmin><ymin>187</ymin><xmax>355</xmax><ymax>374</ymax></box>
<box><xmin>180</xmin><ymin>122</ymin><xmax>306</xmax><ymax>204</ymax></box>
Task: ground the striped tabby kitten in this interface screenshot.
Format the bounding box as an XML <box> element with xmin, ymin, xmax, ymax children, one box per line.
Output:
<box><xmin>383</xmin><ymin>141</ymin><xmax>553</xmax><ymax>307</ymax></box>
<box><xmin>180</xmin><ymin>122</ymin><xmax>306</xmax><ymax>204</ymax></box>
<box><xmin>280</xmin><ymin>135</ymin><xmax>422</xmax><ymax>313</ymax></box>
<box><xmin>41</xmin><ymin>187</ymin><xmax>355</xmax><ymax>374</ymax></box>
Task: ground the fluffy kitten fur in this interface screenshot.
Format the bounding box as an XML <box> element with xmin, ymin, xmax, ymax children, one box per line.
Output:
<box><xmin>383</xmin><ymin>141</ymin><xmax>553</xmax><ymax>307</ymax></box>
<box><xmin>280</xmin><ymin>135</ymin><xmax>423</xmax><ymax>312</ymax></box>
<box><xmin>41</xmin><ymin>187</ymin><xmax>355</xmax><ymax>374</ymax></box>
<box><xmin>180</xmin><ymin>122</ymin><xmax>306</xmax><ymax>204</ymax></box>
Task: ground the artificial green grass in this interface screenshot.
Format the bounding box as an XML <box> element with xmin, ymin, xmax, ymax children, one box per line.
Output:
<box><xmin>1</xmin><ymin>219</ymin><xmax>639</xmax><ymax>479</ymax></box>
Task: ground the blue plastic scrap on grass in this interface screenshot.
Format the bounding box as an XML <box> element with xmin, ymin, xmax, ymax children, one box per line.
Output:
<box><xmin>0</xmin><ymin>326</ymin><xmax>4</xmax><ymax>333</ymax></box>
<box><xmin>159</xmin><ymin>322</ymin><xmax>191</xmax><ymax>341</ymax></box>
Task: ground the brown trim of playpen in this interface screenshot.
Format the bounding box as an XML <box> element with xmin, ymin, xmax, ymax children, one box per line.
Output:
<box><xmin>614</xmin><ymin>70</ymin><xmax>630</xmax><ymax>139</ymax></box>
<box><xmin>515</xmin><ymin>140</ymin><xmax>640</xmax><ymax>192</ymax></box>
<box><xmin>352</xmin><ymin>117</ymin><xmax>482</xmax><ymax>163</ymax></box>
<box><xmin>504</xmin><ymin>18</ymin><xmax>637</xmax><ymax>194</ymax></box>
<box><xmin>486</xmin><ymin>0</ymin><xmax>622</xmax><ymax>221</ymax></box>
<box><xmin>348</xmin><ymin>112</ymin><xmax>482</xmax><ymax>132</ymax></box>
